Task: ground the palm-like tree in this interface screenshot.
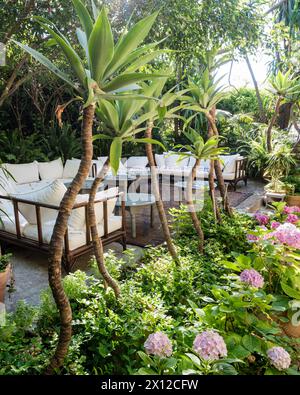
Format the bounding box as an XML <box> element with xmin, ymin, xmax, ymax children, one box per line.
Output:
<box><xmin>173</xmin><ymin>130</ymin><xmax>226</xmax><ymax>252</ymax></box>
<box><xmin>13</xmin><ymin>0</ymin><xmax>167</xmax><ymax>373</ymax></box>
<box><xmin>182</xmin><ymin>67</ymin><xmax>232</xmax><ymax>215</ymax></box>
<box><xmin>88</xmin><ymin>92</ymin><xmax>167</xmax><ymax>296</ymax></box>
<box><xmin>266</xmin><ymin>70</ymin><xmax>300</xmax><ymax>152</ymax></box>
<box><xmin>142</xmin><ymin>79</ymin><xmax>187</xmax><ymax>262</ymax></box>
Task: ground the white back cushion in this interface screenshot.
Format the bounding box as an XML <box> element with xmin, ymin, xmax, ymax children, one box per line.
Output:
<box><xmin>63</xmin><ymin>159</ymin><xmax>80</xmax><ymax>179</ymax></box>
<box><xmin>155</xmin><ymin>154</ymin><xmax>165</xmax><ymax>168</ymax></box>
<box><xmin>97</xmin><ymin>157</ymin><xmax>127</xmax><ymax>174</ymax></box>
<box><xmin>188</xmin><ymin>157</ymin><xmax>196</xmax><ymax>168</ymax></box>
<box><xmin>164</xmin><ymin>152</ymin><xmax>189</xmax><ymax>168</ymax></box>
<box><xmin>69</xmin><ymin>187</ymin><xmax>119</xmax><ymax>230</ymax></box>
<box><xmin>98</xmin><ymin>156</ymin><xmax>108</xmax><ymax>164</ymax></box>
<box><xmin>0</xmin><ymin>168</ymin><xmax>16</xmax><ymax>196</ymax></box>
<box><xmin>221</xmin><ymin>154</ymin><xmax>240</xmax><ymax>174</ymax></box>
<box><xmin>38</xmin><ymin>158</ymin><xmax>64</xmax><ymax>180</ymax></box>
<box><xmin>9</xmin><ymin>180</ymin><xmax>67</xmax><ymax>224</ymax></box>
<box><xmin>4</xmin><ymin>162</ymin><xmax>39</xmax><ymax>184</ymax></box>
<box><xmin>125</xmin><ymin>156</ymin><xmax>148</xmax><ymax>169</ymax></box>
<box><xmin>199</xmin><ymin>159</ymin><xmax>210</xmax><ymax>171</ymax></box>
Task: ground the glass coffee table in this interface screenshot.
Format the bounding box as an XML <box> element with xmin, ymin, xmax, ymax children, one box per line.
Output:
<box><xmin>64</xmin><ymin>174</ymin><xmax>137</xmax><ymax>194</ymax></box>
<box><xmin>116</xmin><ymin>193</ymin><xmax>155</xmax><ymax>238</ymax></box>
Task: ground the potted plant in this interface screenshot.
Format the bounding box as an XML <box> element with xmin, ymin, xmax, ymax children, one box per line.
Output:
<box><xmin>284</xmin><ymin>170</ymin><xmax>300</xmax><ymax>207</ymax></box>
<box><xmin>0</xmin><ymin>253</ymin><xmax>12</xmax><ymax>303</ymax></box>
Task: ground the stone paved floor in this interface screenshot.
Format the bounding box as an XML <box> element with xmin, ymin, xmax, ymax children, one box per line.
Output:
<box><xmin>3</xmin><ymin>178</ymin><xmax>265</xmax><ymax>312</ymax></box>
<box><xmin>5</xmin><ymin>243</ymin><xmax>144</xmax><ymax>312</ymax></box>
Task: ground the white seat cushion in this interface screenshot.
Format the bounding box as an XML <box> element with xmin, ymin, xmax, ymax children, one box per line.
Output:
<box><xmin>0</xmin><ymin>214</ymin><xmax>28</xmax><ymax>235</ymax></box>
<box><xmin>69</xmin><ymin>187</ymin><xmax>119</xmax><ymax>230</ymax></box>
<box><xmin>9</xmin><ymin>180</ymin><xmax>67</xmax><ymax>224</ymax></box>
<box><xmin>38</xmin><ymin>158</ymin><xmax>64</xmax><ymax>180</ymax></box>
<box><xmin>63</xmin><ymin>159</ymin><xmax>81</xmax><ymax>179</ymax></box>
<box><xmin>22</xmin><ymin>215</ymin><xmax>122</xmax><ymax>251</ymax></box>
<box><xmin>0</xmin><ymin>200</ymin><xmax>28</xmax><ymax>234</ymax></box>
<box><xmin>127</xmin><ymin>168</ymin><xmax>150</xmax><ymax>176</ymax></box>
<box><xmin>158</xmin><ymin>168</ymin><xmax>192</xmax><ymax>177</ymax></box>
<box><xmin>196</xmin><ymin>169</ymin><xmax>210</xmax><ymax>178</ymax></box>
<box><xmin>14</xmin><ymin>180</ymin><xmax>52</xmax><ymax>194</ymax></box>
<box><xmin>3</xmin><ymin>162</ymin><xmax>39</xmax><ymax>184</ymax></box>
<box><xmin>23</xmin><ymin>221</ymin><xmax>86</xmax><ymax>251</ymax></box>
<box><xmin>222</xmin><ymin>172</ymin><xmax>238</xmax><ymax>181</ymax></box>
<box><xmin>125</xmin><ymin>156</ymin><xmax>148</xmax><ymax>169</ymax></box>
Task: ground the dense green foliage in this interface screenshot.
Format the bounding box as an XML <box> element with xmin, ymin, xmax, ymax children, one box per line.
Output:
<box><xmin>1</xmin><ymin>201</ymin><xmax>299</xmax><ymax>375</ymax></box>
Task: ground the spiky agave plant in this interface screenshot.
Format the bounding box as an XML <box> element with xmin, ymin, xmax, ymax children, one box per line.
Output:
<box><xmin>13</xmin><ymin>0</ymin><xmax>168</xmax><ymax>374</ymax></box>
<box><xmin>266</xmin><ymin>70</ymin><xmax>300</xmax><ymax>152</ymax></box>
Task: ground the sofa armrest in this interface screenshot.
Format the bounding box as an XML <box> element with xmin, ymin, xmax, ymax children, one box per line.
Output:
<box><xmin>234</xmin><ymin>158</ymin><xmax>247</xmax><ymax>179</ymax></box>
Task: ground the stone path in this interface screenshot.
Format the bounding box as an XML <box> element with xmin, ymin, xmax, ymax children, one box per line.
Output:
<box><xmin>5</xmin><ymin>243</ymin><xmax>144</xmax><ymax>312</ymax></box>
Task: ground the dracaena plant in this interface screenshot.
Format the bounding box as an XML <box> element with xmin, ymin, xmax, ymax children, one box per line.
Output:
<box><xmin>182</xmin><ymin>58</ymin><xmax>232</xmax><ymax>216</ymax></box>
<box><xmin>140</xmin><ymin>78</ymin><xmax>188</xmax><ymax>262</ymax></box>
<box><xmin>266</xmin><ymin>70</ymin><xmax>300</xmax><ymax>152</ymax></box>
<box><xmin>173</xmin><ymin>129</ymin><xmax>226</xmax><ymax>252</ymax></box>
<box><xmin>88</xmin><ymin>78</ymin><xmax>186</xmax><ymax>274</ymax></box>
<box><xmin>13</xmin><ymin>0</ymin><xmax>167</xmax><ymax>374</ymax></box>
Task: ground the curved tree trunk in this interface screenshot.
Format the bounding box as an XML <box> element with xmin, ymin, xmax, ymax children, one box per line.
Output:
<box><xmin>208</xmin><ymin>159</ymin><xmax>221</xmax><ymax>223</ymax></box>
<box><xmin>45</xmin><ymin>104</ymin><xmax>95</xmax><ymax>374</ymax></box>
<box><xmin>88</xmin><ymin>158</ymin><xmax>120</xmax><ymax>298</ymax></box>
<box><xmin>278</xmin><ymin>102</ymin><xmax>293</xmax><ymax>130</ymax></box>
<box><xmin>206</xmin><ymin>111</ymin><xmax>233</xmax><ymax>216</ymax></box>
<box><xmin>145</xmin><ymin>122</ymin><xmax>178</xmax><ymax>262</ymax></box>
<box><xmin>245</xmin><ymin>54</ymin><xmax>267</xmax><ymax>123</ymax></box>
<box><xmin>266</xmin><ymin>97</ymin><xmax>282</xmax><ymax>152</ymax></box>
<box><xmin>186</xmin><ymin>159</ymin><xmax>204</xmax><ymax>252</ymax></box>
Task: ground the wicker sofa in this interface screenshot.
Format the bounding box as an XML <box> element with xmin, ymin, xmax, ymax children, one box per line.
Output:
<box><xmin>0</xmin><ymin>160</ymin><xmax>126</xmax><ymax>272</ymax></box>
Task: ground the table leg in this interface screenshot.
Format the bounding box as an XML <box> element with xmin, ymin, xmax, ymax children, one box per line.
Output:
<box><xmin>129</xmin><ymin>208</ymin><xmax>137</xmax><ymax>238</ymax></box>
<box><xmin>150</xmin><ymin>204</ymin><xmax>154</xmax><ymax>227</ymax></box>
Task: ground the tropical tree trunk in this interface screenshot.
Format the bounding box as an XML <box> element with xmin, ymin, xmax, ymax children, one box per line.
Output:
<box><xmin>266</xmin><ymin>97</ymin><xmax>282</xmax><ymax>152</ymax></box>
<box><xmin>45</xmin><ymin>104</ymin><xmax>95</xmax><ymax>375</ymax></box>
<box><xmin>278</xmin><ymin>102</ymin><xmax>293</xmax><ymax>129</ymax></box>
<box><xmin>206</xmin><ymin>111</ymin><xmax>233</xmax><ymax>216</ymax></box>
<box><xmin>245</xmin><ymin>54</ymin><xmax>267</xmax><ymax>123</ymax></box>
<box><xmin>208</xmin><ymin>159</ymin><xmax>221</xmax><ymax>223</ymax></box>
<box><xmin>145</xmin><ymin>122</ymin><xmax>178</xmax><ymax>262</ymax></box>
<box><xmin>88</xmin><ymin>158</ymin><xmax>120</xmax><ymax>298</ymax></box>
<box><xmin>186</xmin><ymin>159</ymin><xmax>204</xmax><ymax>252</ymax></box>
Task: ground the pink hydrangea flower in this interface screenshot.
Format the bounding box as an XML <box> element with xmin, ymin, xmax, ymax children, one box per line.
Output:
<box><xmin>193</xmin><ymin>330</ymin><xmax>227</xmax><ymax>361</ymax></box>
<box><xmin>144</xmin><ymin>332</ymin><xmax>173</xmax><ymax>357</ymax></box>
<box><xmin>271</xmin><ymin>221</ymin><xmax>281</xmax><ymax>229</ymax></box>
<box><xmin>254</xmin><ymin>212</ymin><xmax>269</xmax><ymax>226</ymax></box>
<box><xmin>247</xmin><ymin>234</ymin><xmax>259</xmax><ymax>242</ymax></box>
<box><xmin>267</xmin><ymin>346</ymin><xmax>291</xmax><ymax>371</ymax></box>
<box><xmin>286</xmin><ymin>214</ymin><xmax>299</xmax><ymax>224</ymax></box>
<box><xmin>240</xmin><ymin>269</ymin><xmax>264</xmax><ymax>288</ymax></box>
<box><xmin>272</xmin><ymin>223</ymin><xmax>300</xmax><ymax>249</ymax></box>
<box><xmin>283</xmin><ymin>206</ymin><xmax>300</xmax><ymax>214</ymax></box>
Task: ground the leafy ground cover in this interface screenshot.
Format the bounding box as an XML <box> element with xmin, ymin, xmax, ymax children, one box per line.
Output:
<box><xmin>1</xmin><ymin>201</ymin><xmax>299</xmax><ymax>375</ymax></box>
